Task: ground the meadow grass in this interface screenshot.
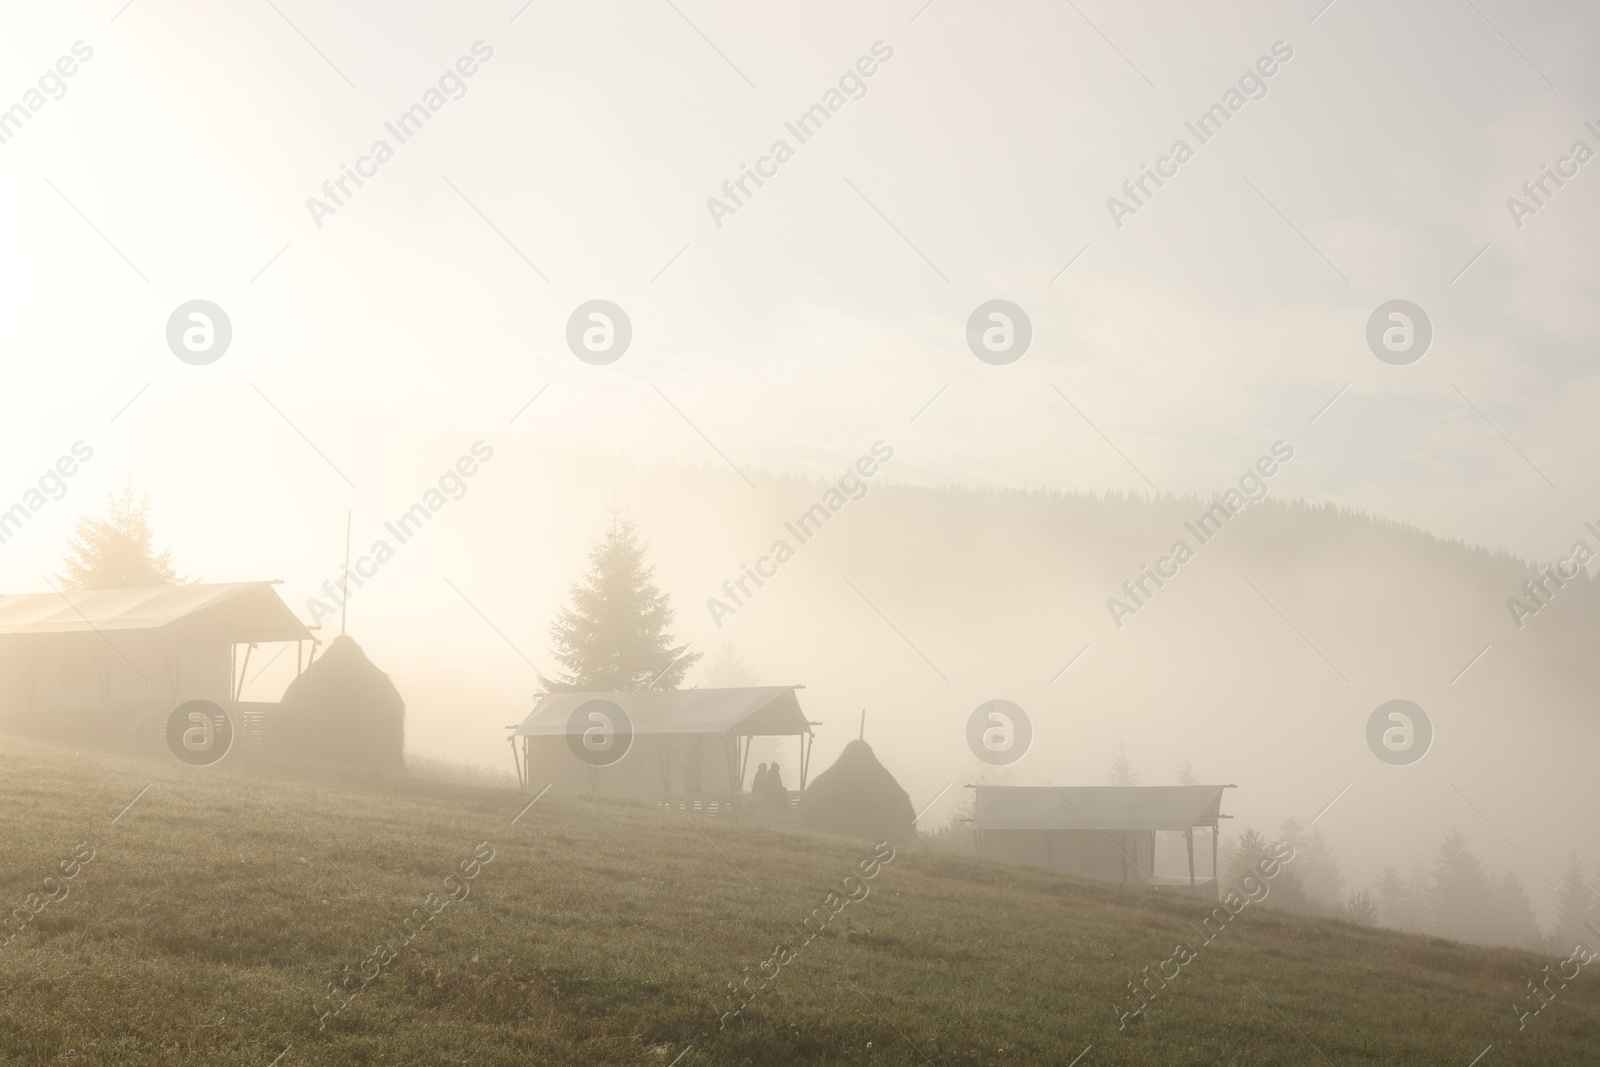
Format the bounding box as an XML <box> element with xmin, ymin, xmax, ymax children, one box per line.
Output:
<box><xmin>0</xmin><ymin>736</ymin><xmax>1593</xmax><ymax>1065</ymax></box>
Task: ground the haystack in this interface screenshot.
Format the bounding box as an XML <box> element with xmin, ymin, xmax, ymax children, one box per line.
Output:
<box><xmin>276</xmin><ymin>635</ymin><xmax>405</xmax><ymax>772</ymax></box>
<box><xmin>802</xmin><ymin>740</ymin><xmax>916</xmax><ymax>846</ymax></box>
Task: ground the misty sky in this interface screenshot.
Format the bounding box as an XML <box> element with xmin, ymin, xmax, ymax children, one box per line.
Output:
<box><xmin>5</xmin><ymin>0</ymin><xmax>1600</xmax><ymax>554</ymax></box>
<box><xmin>3</xmin><ymin>1</ymin><xmax>1599</xmax><ymax>921</ymax></box>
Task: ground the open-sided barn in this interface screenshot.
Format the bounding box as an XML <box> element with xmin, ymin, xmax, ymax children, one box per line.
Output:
<box><xmin>973</xmin><ymin>784</ymin><xmax>1233</xmax><ymax>898</ymax></box>
<box><xmin>511</xmin><ymin>686</ymin><xmax>815</xmax><ymax>824</ymax></box>
<box><xmin>0</xmin><ymin>582</ymin><xmax>312</xmax><ymax>750</ymax></box>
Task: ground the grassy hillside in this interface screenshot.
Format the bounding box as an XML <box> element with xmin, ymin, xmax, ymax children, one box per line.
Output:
<box><xmin>0</xmin><ymin>738</ymin><xmax>1594</xmax><ymax>1066</ymax></box>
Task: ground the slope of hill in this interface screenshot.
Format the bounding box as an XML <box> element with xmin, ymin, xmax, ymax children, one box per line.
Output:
<box><xmin>0</xmin><ymin>738</ymin><xmax>1594</xmax><ymax>1066</ymax></box>
<box><xmin>382</xmin><ymin>446</ymin><xmax>1600</xmax><ymax>936</ymax></box>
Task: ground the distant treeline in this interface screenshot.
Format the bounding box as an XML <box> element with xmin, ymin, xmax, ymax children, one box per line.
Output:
<box><xmin>1225</xmin><ymin>823</ymin><xmax>1599</xmax><ymax>952</ymax></box>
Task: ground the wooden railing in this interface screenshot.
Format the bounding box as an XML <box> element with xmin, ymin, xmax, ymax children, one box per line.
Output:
<box><xmin>231</xmin><ymin>701</ymin><xmax>279</xmax><ymax>753</ymax></box>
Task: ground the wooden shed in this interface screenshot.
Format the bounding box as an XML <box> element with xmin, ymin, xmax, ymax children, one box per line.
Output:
<box><xmin>511</xmin><ymin>686</ymin><xmax>816</xmax><ymax>822</ymax></box>
<box><xmin>973</xmin><ymin>784</ymin><xmax>1233</xmax><ymax>898</ymax></box>
<box><xmin>0</xmin><ymin>582</ymin><xmax>313</xmax><ymax>750</ymax></box>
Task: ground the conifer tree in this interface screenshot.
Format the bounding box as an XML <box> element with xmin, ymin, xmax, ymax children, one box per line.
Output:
<box><xmin>1591</xmin><ymin>861</ymin><xmax>1600</xmax><ymax>941</ymax></box>
<box><xmin>1225</xmin><ymin>825</ymin><xmax>1310</xmax><ymax>911</ymax></box>
<box><xmin>1298</xmin><ymin>826</ymin><xmax>1346</xmax><ymax>905</ymax></box>
<box><xmin>1492</xmin><ymin>872</ymin><xmax>1541</xmax><ymax>949</ymax></box>
<box><xmin>1374</xmin><ymin>867</ymin><xmax>1417</xmax><ymax>931</ymax></box>
<box><xmin>1554</xmin><ymin>855</ymin><xmax>1594</xmax><ymax>951</ymax></box>
<box><xmin>1266</xmin><ymin>830</ymin><xmax>1314</xmax><ymax>913</ymax></box>
<box><xmin>59</xmin><ymin>481</ymin><xmax>180</xmax><ymax>590</ymax></box>
<box><xmin>703</xmin><ymin>638</ymin><xmax>758</xmax><ymax>688</ymax></box>
<box><xmin>1428</xmin><ymin>830</ymin><xmax>1492</xmax><ymax>939</ymax></box>
<box><xmin>1108</xmin><ymin>743</ymin><xmax>1139</xmax><ymax>786</ymax></box>
<box><xmin>1176</xmin><ymin>758</ymin><xmax>1200</xmax><ymax>786</ymax></box>
<box><xmin>1275</xmin><ymin>818</ymin><xmax>1324</xmax><ymax>909</ymax></box>
<box><xmin>1409</xmin><ymin>858</ymin><xmax>1433</xmax><ymax>933</ymax></box>
<box><xmin>1223</xmin><ymin>827</ymin><xmax>1273</xmax><ymax>896</ymax></box>
<box><xmin>539</xmin><ymin>512</ymin><xmax>699</xmax><ymax>692</ymax></box>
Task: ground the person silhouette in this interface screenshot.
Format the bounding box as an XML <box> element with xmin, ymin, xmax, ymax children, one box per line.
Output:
<box><xmin>749</xmin><ymin>762</ymin><xmax>771</xmax><ymax>824</ymax></box>
<box><xmin>767</xmin><ymin>762</ymin><xmax>786</xmax><ymax>803</ymax></box>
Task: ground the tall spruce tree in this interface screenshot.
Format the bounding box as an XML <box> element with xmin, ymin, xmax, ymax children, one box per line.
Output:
<box><xmin>59</xmin><ymin>481</ymin><xmax>180</xmax><ymax>590</ymax></box>
<box><xmin>539</xmin><ymin>512</ymin><xmax>699</xmax><ymax>692</ymax></box>
<box><xmin>1428</xmin><ymin>830</ymin><xmax>1492</xmax><ymax>940</ymax></box>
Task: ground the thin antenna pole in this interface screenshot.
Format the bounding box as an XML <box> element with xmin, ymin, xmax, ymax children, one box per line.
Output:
<box><xmin>340</xmin><ymin>511</ymin><xmax>351</xmax><ymax>637</ymax></box>
<box><xmin>859</xmin><ymin>709</ymin><xmax>865</xmax><ymax>742</ymax></box>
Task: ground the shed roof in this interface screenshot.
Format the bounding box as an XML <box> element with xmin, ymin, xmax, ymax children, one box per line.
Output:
<box><xmin>514</xmin><ymin>686</ymin><xmax>810</xmax><ymax>738</ymax></box>
<box><xmin>0</xmin><ymin>583</ymin><xmax>312</xmax><ymax>642</ymax></box>
<box><xmin>973</xmin><ymin>785</ymin><xmax>1230</xmax><ymax>832</ymax></box>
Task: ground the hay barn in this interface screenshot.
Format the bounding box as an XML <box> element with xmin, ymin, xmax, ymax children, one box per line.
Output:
<box><xmin>0</xmin><ymin>582</ymin><xmax>312</xmax><ymax>751</ymax></box>
<box><xmin>802</xmin><ymin>739</ymin><xmax>917</xmax><ymax>846</ymax></box>
<box><xmin>274</xmin><ymin>635</ymin><xmax>405</xmax><ymax>772</ymax></box>
<box><xmin>973</xmin><ymin>784</ymin><xmax>1234</xmax><ymax>899</ymax></box>
<box><xmin>511</xmin><ymin>686</ymin><xmax>815</xmax><ymax>824</ymax></box>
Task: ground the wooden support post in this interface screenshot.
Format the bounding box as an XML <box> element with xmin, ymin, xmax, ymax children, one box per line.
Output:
<box><xmin>235</xmin><ymin>643</ymin><xmax>253</xmax><ymax>702</ymax></box>
<box><xmin>1186</xmin><ymin>828</ymin><xmax>1195</xmax><ymax>886</ymax></box>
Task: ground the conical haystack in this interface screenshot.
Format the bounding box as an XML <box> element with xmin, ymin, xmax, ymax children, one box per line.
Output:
<box><xmin>276</xmin><ymin>635</ymin><xmax>405</xmax><ymax>772</ymax></box>
<box><xmin>802</xmin><ymin>740</ymin><xmax>916</xmax><ymax>846</ymax></box>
